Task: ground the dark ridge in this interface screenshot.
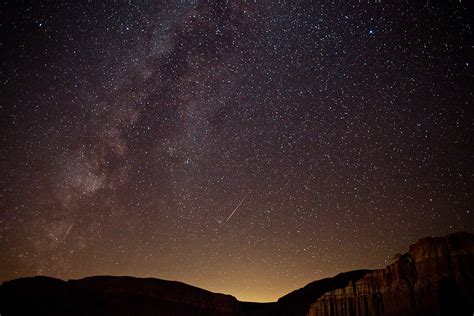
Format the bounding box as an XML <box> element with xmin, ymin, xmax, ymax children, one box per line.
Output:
<box><xmin>0</xmin><ymin>271</ymin><xmax>373</xmax><ymax>316</ymax></box>
<box><xmin>0</xmin><ymin>275</ymin><xmax>239</xmax><ymax>316</ymax></box>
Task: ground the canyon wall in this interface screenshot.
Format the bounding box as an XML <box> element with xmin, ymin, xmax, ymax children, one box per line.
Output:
<box><xmin>306</xmin><ymin>232</ymin><xmax>474</xmax><ymax>316</ymax></box>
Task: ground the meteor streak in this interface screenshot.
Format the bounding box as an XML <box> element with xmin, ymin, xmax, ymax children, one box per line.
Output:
<box><xmin>223</xmin><ymin>193</ymin><xmax>248</xmax><ymax>225</ymax></box>
<box><xmin>63</xmin><ymin>224</ymin><xmax>73</xmax><ymax>240</ymax></box>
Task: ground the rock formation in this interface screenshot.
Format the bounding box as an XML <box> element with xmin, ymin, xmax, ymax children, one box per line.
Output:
<box><xmin>306</xmin><ymin>232</ymin><xmax>474</xmax><ymax>316</ymax></box>
<box><xmin>276</xmin><ymin>270</ymin><xmax>371</xmax><ymax>316</ymax></box>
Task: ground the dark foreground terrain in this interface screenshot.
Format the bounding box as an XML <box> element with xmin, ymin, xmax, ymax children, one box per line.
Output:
<box><xmin>1</xmin><ymin>232</ymin><xmax>473</xmax><ymax>316</ymax></box>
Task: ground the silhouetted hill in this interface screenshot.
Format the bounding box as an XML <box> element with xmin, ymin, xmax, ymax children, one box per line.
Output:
<box><xmin>0</xmin><ymin>275</ymin><xmax>239</xmax><ymax>316</ymax></box>
<box><xmin>1</xmin><ymin>232</ymin><xmax>473</xmax><ymax>316</ymax></box>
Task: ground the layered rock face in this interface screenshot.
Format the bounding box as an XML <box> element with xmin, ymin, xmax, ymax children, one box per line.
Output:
<box><xmin>306</xmin><ymin>232</ymin><xmax>474</xmax><ymax>316</ymax></box>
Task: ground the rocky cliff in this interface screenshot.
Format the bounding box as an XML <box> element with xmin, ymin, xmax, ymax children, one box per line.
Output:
<box><xmin>306</xmin><ymin>232</ymin><xmax>474</xmax><ymax>316</ymax></box>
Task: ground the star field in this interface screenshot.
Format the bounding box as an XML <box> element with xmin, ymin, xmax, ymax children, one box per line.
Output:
<box><xmin>0</xmin><ymin>1</ymin><xmax>473</xmax><ymax>302</ymax></box>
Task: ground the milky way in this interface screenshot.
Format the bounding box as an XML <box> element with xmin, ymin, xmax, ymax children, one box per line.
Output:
<box><xmin>0</xmin><ymin>1</ymin><xmax>472</xmax><ymax>302</ymax></box>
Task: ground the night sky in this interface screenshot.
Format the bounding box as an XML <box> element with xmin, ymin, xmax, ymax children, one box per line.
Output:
<box><xmin>0</xmin><ymin>1</ymin><xmax>473</xmax><ymax>302</ymax></box>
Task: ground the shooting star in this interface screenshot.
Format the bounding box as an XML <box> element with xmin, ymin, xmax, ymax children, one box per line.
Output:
<box><xmin>223</xmin><ymin>193</ymin><xmax>248</xmax><ymax>225</ymax></box>
<box><xmin>63</xmin><ymin>223</ymin><xmax>73</xmax><ymax>240</ymax></box>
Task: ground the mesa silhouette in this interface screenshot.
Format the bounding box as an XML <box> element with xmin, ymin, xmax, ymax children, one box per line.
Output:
<box><xmin>1</xmin><ymin>232</ymin><xmax>473</xmax><ymax>316</ymax></box>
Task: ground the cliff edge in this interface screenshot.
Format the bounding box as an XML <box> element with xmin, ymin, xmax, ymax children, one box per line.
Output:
<box><xmin>306</xmin><ymin>232</ymin><xmax>474</xmax><ymax>316</ymax></box>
